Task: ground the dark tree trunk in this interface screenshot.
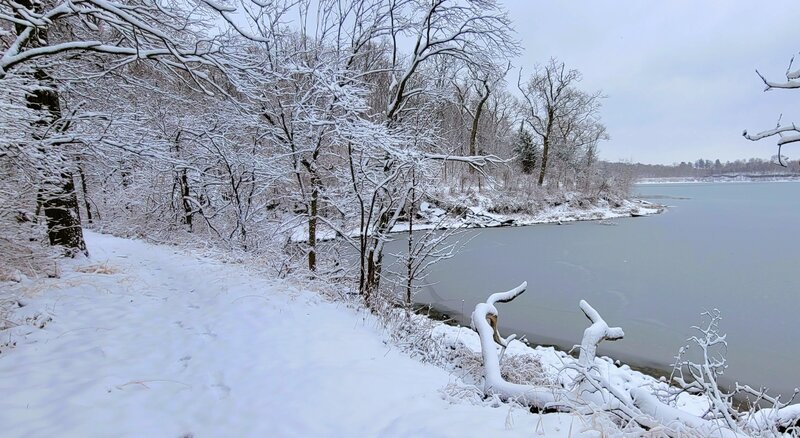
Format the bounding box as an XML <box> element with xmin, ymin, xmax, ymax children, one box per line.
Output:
<box><xmin>178</xmin><ymin>169</ymin><xmax>193</xmax><ymax>231</ymax></box>
<box><xmin>406</xmin><ymin>173</ymin><xmax>415</xmax><ymax>305</ymax></box>
<box><xmin>538</xmin><ymin>136</ymin><xmax>550</xmax><ymax>186</ymax></box>
<box><xmin>172</xmin><ymin>131</ymin><xmax>193</xmax><ymax>231</ymax></box>
<box><xmin>41</xmin><ymin>173</ymin><xmax>86</xmax><ymax>254</ymax></box>
<box><xmin>299</xmin><ymin>148</ymin><xmax>321</xmax><ymax>273</ymax></box>
<box><xmin>76</xmin><ymin>159</ymin><xmax>93</xmax><ymax>224</ymax></box>
<box><xmin>468</xmin><ymin>81</ymin><xmax>490</xmax><ymax>174</ymax></box>
<box><xmin>16</xmin><ymin>4</ymin><xmax>86</xmax><ymax>256</ymax></box>
<box><xmin>365</xmin><ymin>248</ymin><xmax>382</xmax><ymax>301</ymax></box>
<box><xmin>307</xmin><ymin>184</ymin><xmax>318</xmax><ymax>272</ymax></box>
<box><xmin>538</xmin><ymin>112</ymin><xmax>554</xmax><ymax>186</ymax></box>
<box><xmin>363</xmin><ymin>207</ymin><xmax>390</xmax><ymax>304</ymax></box>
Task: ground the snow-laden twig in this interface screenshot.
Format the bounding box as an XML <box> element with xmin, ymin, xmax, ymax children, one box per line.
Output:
<box><xmin>743</xmin><ymin>402</ymin><xmax>800</xmax><ymax>434</ymax></box>
<box><xmin>737</xmin><ymin>384</ymin><xmax>800</xmax><ymax>434</ymax></box>
<box><xmin>667</xmin><ymin>309</ymin><xmax>743</xmax><ymax>432</ymax></box>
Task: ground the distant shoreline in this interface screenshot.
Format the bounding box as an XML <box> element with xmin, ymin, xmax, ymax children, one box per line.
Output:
<box><xmin>636</xmin><ymin>175</ymin><xmax>800</xmax><ymax>184</ymax></box>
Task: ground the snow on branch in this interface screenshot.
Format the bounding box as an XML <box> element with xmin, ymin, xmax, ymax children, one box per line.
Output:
<box><xmin>470</xmin><ymin>282</ymin><xmax>562</xmax><ymax>408</ymax></box>
<box><xmin>756</xmin><ymin>65</ymin><xmax>800</xmax><ymax>91</ymax></box>
<box><xmin>745</xmin><ymin>55</ymin><xmax>800</xmax><ymax>165</ymax></box>
<box><xmin>744</xmin><ymin>403</ymin><xmax>800</xmax><ymax>434</ymax></box>
<box><xmin>631</xmin><ymin>388</ymin><xmax>747</xmax><ymax>438</ymax></box>
<box><xmin>422</xmin><ymin>153</ymin><xmax>508</xmax><ymax>169</ymax></box>
<box><xmin>468</xmin><ymin>289</ymin><xmax>754</xmax><ymax>435</ymax></box>
<box><xmin>743</xmin><ymin>119</ymin><xmax>799</xmax><ymax>166</ymax></box>
<box><xmin>0</xmin><ymin>0</ymin><xmax>232</xmax><ymax>94</ymax></box>
<box><xmin>486</xmin><ymin>282</ymin><xmax>527</xmax><ymax>307</ymax></box>
<box><xmin>577</xmin><ymin>300</ymin><xmax>623</xmax><ymax>367</ymax></box>
<box><xmin>743</xmin><ymin>122</ymin><xmax>800</xmax><ymax>143</ymax></box>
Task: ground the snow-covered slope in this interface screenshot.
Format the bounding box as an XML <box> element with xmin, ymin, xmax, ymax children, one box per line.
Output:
<box><xmin>1</xmin><ymin>232</ymin><xmax>595</xmax><ymax>438</ymax></box>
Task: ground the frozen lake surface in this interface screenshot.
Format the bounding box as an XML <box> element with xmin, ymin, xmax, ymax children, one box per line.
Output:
<box><xmin>403</xmin><ymin>182</ymin><xmax>800</xmax><ymax>398</ymax></box>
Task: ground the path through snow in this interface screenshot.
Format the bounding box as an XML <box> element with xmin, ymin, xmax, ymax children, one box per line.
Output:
<box><xmin>0</xmin><ymin>232</ymin><xmax>593</xmax><ymax>437</ymax></box>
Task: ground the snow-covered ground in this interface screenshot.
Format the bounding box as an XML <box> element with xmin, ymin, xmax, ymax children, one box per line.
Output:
<box><xmin>1</xmin><ymin>232</ymin><xmax>629</xmax><ymax>437</ymax></box>
<box><xmin>13</xmin><ymin>231</ymin><xmax>786</xmax><ymax>436</ymax></box>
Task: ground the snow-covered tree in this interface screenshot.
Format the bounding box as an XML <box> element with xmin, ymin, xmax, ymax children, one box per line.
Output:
<box><xmin>517</xmin><ymin>59</ymin><xmax>605</xmax><ymax>187</ymax></box>
<box><xmin>0</xmin><ymin>0</ymin><xmax>258</xmax><ymax>255</ymax></box>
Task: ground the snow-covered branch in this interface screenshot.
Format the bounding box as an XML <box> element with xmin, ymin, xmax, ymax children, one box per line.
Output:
<box><xmin>756</xmin><ymin>66</ymin><xmax>800</xmax><ymax>91</ymax></box>
<box><xmin>746</xmin><ymin>54</ymin><xmax>800</xmax><ymax>165</ymax></box>
<box><xmin>577</xmin><ymin>299</ymin><xmax>623</xmax><ymax>367</ymax></box>
<box><xmin>743</xmin><ymin>123</ymin><xmax>800</xmax><ymax>146</ymax></box>
<box><xmin>631</xmin><ymin>388</ymin><xmax>746</xmax><ymax>438</ymax></box>
<box><xmin>470</xmin><ymin>282</ymin><xmax>562</xmax><ymax>408</ymax></box>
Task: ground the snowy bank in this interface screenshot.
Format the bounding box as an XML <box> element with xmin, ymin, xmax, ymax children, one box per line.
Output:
<box><xmin>390</xmin><ymin>196</ymin><xmax>662</xmax><ymax>232</ymax></box>
<box><xmin>0</xmin><ymin>232</ymin><xmax>621</xmax><ymax>437</ymax></box>
<box><xmin>290</xmin><ymin>193</ymin><xmax>664</xmax><ymax>242</ymax></box>
<box><xmin>4</xmin><ymin>232</ymin><xmax>789</xmax><ymax>437</ymax></box>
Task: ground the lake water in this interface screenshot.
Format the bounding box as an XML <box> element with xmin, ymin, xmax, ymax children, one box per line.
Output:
<box><xmin>397</xmin><ymin>182</ymin><xmax>800</xmax><ymax>398</ymax></box>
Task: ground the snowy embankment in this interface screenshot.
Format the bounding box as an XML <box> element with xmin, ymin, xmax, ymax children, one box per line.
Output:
<box><xmin>13</xmin><ymin>232</ymin><xmax>794</xmax><ymax>436</ymax></box>
<box><xmin>1</xmin><ymin>232</ymin><xmax>625</xmax><ymax>437</ymax></box>
<box><xmin>290</xmin><ymin>194</ymin><xmax>663</xmax><ymax>242</ymax></box>
<box><xmin>392</xmin><ymin>197</ymin><xmax>661</xmax><ymax>232</ymax></box>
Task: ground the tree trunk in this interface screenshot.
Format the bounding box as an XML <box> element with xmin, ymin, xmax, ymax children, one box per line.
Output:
<box><xmin>537</xmin><ymin>136</ymin><xmax>550</xmax><ymax>186</ymax></box>
<box><xmin>405</xmin><ymin>172</ymin><xmax>415</xmax><ymax>305</ymax></box>
<box><xmin>178</xmin><ymin>169</ymin><xmax>193</xmax><ymax>231</ymax></box>
<box><xmin>366</xmin><ymin>248</ymin><xmax>380</xmax><ymax>301</ymax></box>
<box><xmin>172</xmin><ymin>131</ymin><xmax>193</xmax><ymax>231</ymax></box>
<box><xmin>41</xmin><ymin>173</ymin><xmax>86</xmax><ymax>255</ymax></box>
<box><xmin>307</xmin><ymin>183</ymin><xmax>318</xmax><ymax>272</ymax></box>
<box><xmin>468</xmin><ymin>81</ymin><xmax>490</xmax><ymax>174</ymax></box>
<box><xmin>76</xmin><ymin>159</ymin><xmax>93</xmax><ymax>224</ymax></box>
<box><xmin>16</xmin><ymin>6</ymin><xmax>86</xmax><ymax>255</ymax></box>
<box><xmin>538</xmin><ymin>113</ymin><xmax>554</xmax><ymax>186</ymax></box>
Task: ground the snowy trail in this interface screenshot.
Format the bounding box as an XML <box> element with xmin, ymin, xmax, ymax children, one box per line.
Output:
<box><xmin>0</xmin><ymin>232</ymin><xmax>590</xmax><ymax>438</ymax></box>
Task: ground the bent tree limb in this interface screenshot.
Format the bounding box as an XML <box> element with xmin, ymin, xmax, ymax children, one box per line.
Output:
<box><xmin>577</xmin><ymin>300</ymin><xmax>624</xmax><ymax>367</ymax></box>
<box><xmin>470</xmin><ymin>282</ymin><xmax>562</xmax><ymax>409</ymax></box>
<box><xmin>569</xmin><ymin>300</ymin><xmax>662</xmax><ymax>430</ymax></box>
<box><xmin>631</xmin><ymin>388</ymin><xmax>747</xmax><ymax>438</ymax></box>
<box><xmin>470</xmin><ymin>283</ymin><xmax>758</xmax><ymax>437</ymax></box>
<box><xmin>574</xmin><ymin>300</ymin><xmax>745</xmax><ymax>437</ymax></box>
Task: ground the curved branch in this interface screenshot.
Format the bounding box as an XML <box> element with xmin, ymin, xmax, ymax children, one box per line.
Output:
<box><xmin>577</xmin><ymin>300</ymin><xmax>624</xmax><ymax>367</ymax></box>
<box><xmin>470</xmin><ymin>282</ymin><xmax>562</xmax><ymax>408</ymax></box>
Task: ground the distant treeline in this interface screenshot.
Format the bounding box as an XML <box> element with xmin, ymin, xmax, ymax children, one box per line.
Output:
<box><xmin>601</xmin><ymin>156</ymin><xmax>800</xmax><ymax>179</ymax></box>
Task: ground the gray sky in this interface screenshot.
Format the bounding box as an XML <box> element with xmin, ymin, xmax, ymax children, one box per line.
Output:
<box><xmin>500</xmin><ymin>0</ymin><xmax>799</xmax><ymax>164</ymax></box>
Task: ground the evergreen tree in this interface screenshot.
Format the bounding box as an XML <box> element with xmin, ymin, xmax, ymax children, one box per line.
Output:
<box><xmin>513</xmin><ymin>126</ymin><xmax>539</xmax><ymax>174</ymax></box>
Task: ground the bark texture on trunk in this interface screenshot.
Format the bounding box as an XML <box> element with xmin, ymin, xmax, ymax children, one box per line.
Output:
<box><xmin>16</xmin><ymin>4</ymin><xmax>86</xmax><ymax>255</ymax></box>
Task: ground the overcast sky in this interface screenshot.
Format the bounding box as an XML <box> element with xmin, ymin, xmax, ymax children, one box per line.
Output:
<box><xmin>499</xmin><ymin>0</ymin><xmax>799</xmax><ymax>164</ymax></box>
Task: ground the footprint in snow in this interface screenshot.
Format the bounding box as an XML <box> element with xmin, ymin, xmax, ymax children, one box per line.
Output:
<box><xmin>179</xmin><ymin>355</ymin><xmax>191</xmax><ymax>369</ymax></box>
<box><xmin>212</xmin><ymin>382</ymin><xmax>231</xmax><ymax>398</ymax></box>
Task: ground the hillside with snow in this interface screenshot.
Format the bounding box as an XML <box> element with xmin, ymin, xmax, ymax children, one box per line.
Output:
<box><xmin>0</xmin><ymin>232</ymin><xmax>601</xmax><ymax>437</ymax></box>
<box><xmin>4</xmin><ymin>233</ymin><xmax>797</xmax><ymax>437</ymax></box>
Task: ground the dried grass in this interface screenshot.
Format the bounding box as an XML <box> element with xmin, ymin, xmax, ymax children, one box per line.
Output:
<box><xmin>74</xmin><ymin>262</ymin><xmax>119</xmax><ymax>275</ymax></box>
<box><xmin>0</xmin><ymin>297</ymin><xmax>19</xmax><ymax>331</ymax></box>
<box><xmin>500</xmin><ymin>353</ymin><xmax>551</xmax><ymax>387</ymax></box>
<box><xmin>0</xmin><ymin>236</ymin><xmax>58</xmax><ymax>281</ymax></box>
